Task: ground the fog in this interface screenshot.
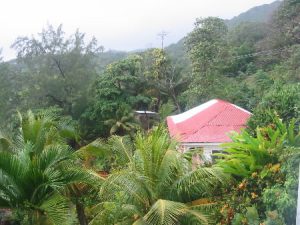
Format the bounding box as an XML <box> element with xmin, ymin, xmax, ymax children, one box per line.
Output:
<box><xmin>1</xmin><ymin>0</ymin><xmax>275</xmax><ymax>60</ymax></box>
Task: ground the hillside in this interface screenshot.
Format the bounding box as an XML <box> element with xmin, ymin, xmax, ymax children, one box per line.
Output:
<box><xmin>166</xmin><ymin>0</ymin><xmax>281</xmax><ymax>58</ymax></box>
<box><xmin>225</xmin><ymin>0</ymin><xmax>281</xmax><ymax>28</ymax></box>
<box><xmin>95</xmin><ymin>50</ymin><xmax>128</xmax><ymax>72</ymax></box>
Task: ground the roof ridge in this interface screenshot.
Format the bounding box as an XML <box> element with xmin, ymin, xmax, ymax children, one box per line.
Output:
<box><xmin>171</xmin><ymin>99</ymin><xmax>218</xmax><ymax>124</ymax></box>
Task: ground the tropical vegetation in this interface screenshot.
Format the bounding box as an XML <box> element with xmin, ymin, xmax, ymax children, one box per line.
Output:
<box><xmin>0</xmin><ymin>0</ymin><xmax>299</xmax><ymax>224</ymax></box>
<box><xmin>0</xmin><ymin>111</ymin><xmax>101</xmax><ymax>224</ymax></box>
<box><xmin>91</xmin><ymin>127</ymin><xmax>229</xmax><ymax>224</ymax></box>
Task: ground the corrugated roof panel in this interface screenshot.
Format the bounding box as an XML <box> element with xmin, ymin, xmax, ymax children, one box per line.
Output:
<box><xmin>166</xmin><ymin>99</ymin><xmax>251</xmax><ymax>143</ymax></box>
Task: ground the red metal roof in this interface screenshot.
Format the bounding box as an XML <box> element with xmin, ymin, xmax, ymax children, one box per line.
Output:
<box><xmin>167</xmin><ymin>99</ymin><xmax>251</xmax><ymax>143</ymax></box>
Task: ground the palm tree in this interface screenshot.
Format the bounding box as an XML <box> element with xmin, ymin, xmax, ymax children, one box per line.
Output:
<box><xmin>0</xmin><ymin>111</ymin><xmax>99</xmax><ymax>225</ymax></box>
<box><xmin>90</xmin><ymin>126</ymin><xmax>229</xmax><ymax>225</ymax></box>
<box><xmin>104</xmin><ymin>106</ymin><xmax>140</xmax><ymax>136</ymax></box>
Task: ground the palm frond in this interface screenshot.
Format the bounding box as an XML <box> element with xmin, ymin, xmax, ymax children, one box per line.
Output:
<box><xmin>100</xmin><ymin>170</ymin><xmax>152</xmax><ymax>207</ymax></box>
<box><xmin>90</xmin><ymin>202</ymin><xmax>142</xmax><ymax>225</ymax></box>
<box><xmin>155</xmin><ymin>149</ymin><xmax>182</xmax><ymax>196</ymax></box>
<box><xmin>93</xmin><ymin>125</ymin><xmax>225</xmax><ymax>224</ymax></box>
<box><xmin>169</xmin><ymin>167</ymin><xmax>229</xmax><ymax>202</ymax></box>
<box><xmin>39</xmin><ymin>194</ymin><xmax>69</xmax><ymax>225</ymax></box>
<box><xmin>76</xmin><ymin>138</ymin><xmax>108</xmax><ymax>159</ymax></box>
<box><xmin>107</xmin><ymin>135</ymin><xmax>134</xmax><ymax>167</ymax></box>
<box><xmin>142</xmin><ymin>199</ymin><xmax>209</xmax><ymax>225</ymax></box>
<box><xmin>0</xmin><ymin>110</ymin><xmax>99</xmax><ymax>224</ymax></box>
<box><xmin>0</xmin><ymin>152</ymin><xmax>26</xmax><ymax>203</ymax></box>
<box><xmin>37</xmin><ymin>144</ymin><xmax>73</xmax><ymax>171</ymax></box>
<box><xmin>0</xmin><ymin>131</ymin><xmax>12</xmax><ymax>152</ymax></box>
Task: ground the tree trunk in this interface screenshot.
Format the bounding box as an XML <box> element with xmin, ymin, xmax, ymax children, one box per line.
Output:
<box><xmin>75</xmin><ymin>201</ymin><xmax>88</xmax><ymax>225</ymax></box>
<box><xmin>296</xmin><ymin>163</ymin><xmax>300</xmax><ymax>225</ymax></box>
<box><xmin>171</xmin><ymin>92</ymin><xmax>182</xmax><ymax>113</ymax></box>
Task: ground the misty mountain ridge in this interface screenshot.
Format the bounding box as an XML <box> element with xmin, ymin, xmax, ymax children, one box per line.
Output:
<box><xmin>165</xmin><ymin>0</ymin><xmax>281</xmax><ymax>59</ymax></box>
<box><xmin>225</xmin><ymin>0</ymin><xmax>281</xmax><ymax>28</ymax></box>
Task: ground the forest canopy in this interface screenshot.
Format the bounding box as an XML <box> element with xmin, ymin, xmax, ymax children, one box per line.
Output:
<box><xmin>0</xmin><ymin>0</ymin><xmax>299</xmax><ymax>224</ymax></box>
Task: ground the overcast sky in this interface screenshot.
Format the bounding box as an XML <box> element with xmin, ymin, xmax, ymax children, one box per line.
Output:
<box><xmin>1</xmin><ymin>0</ymin><xmax>275</xmax><ymax>60</ymax></box>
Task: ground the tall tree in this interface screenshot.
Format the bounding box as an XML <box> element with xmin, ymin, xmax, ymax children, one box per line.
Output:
<box><xmin>143</xmin><ymin>49</ymin><xmax>188</xmax><ymax>112</ymax></box>
<box><xmin>184</xmin><ymin>17</ymin><xmax>231</xmax><ymax>106</ymax></box>
<box><xmin>12</xmin><ymin>24</ymin><xmax>103</xmax><ymax>117</ymax></box>
<box><xmin>83</xmin><ymin>55</ymin><xmax>150</xmax><ymax>138</ymax></box>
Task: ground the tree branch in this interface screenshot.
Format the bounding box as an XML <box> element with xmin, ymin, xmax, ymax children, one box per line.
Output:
<box><xmin>52</xmin><ymin>57</ymin><xmax>66</xmax><ymax>79</ymax></box>
<box><xmin>45</xmin><ymin>94</ymin><xmax>65</xmax><ymax>107</ymax></box>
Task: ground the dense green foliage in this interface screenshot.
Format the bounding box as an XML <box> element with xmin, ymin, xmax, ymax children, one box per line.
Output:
<box><xmin>82</xmin><ymin>49</ymin><xmax>185</xmax><ymax>138</ymax></box>
<box><xmin>1</xmin><ymin>0</ymin><xmax>299</xmax><ymax>136</ymax></box>
<box><xmin>91</xmin><ymin>127</ymin><xmax>229</xmax><ymax>224</ymax></box>
<box><xmin>216</xmin><ymin>116</ymin><xmax>300</xmax><ymax>225</ymax></box>
<box><xmin>0</xmin><ymin>111</ymin><xmax>100</xmax><ymax>224</ymax></box>
<box><xmin>0</xmin><ymin>0</ymin><xmax>299</xmax><ymax>224</ymax></box>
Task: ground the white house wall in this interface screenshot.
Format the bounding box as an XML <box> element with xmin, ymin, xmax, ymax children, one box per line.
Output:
<box><xmin>181</xmin><ymin>142</ymin><xmax>224</xmax><ymax>161</ymax></box>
